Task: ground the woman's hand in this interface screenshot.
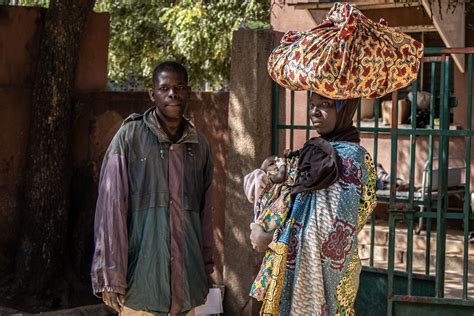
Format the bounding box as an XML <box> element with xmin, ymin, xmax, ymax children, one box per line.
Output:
<box><xmin>102</xmin><ymin>290</ymin><xmax>125</xmax><ymax>313</ymax></box>
<box><xmin>250</xmin><ymin>223</ymin><xmax>273</xmax><ymax>252</ymax></box>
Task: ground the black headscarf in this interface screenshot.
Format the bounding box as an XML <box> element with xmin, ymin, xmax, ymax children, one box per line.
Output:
<box><xmin>291</xmin><ymin>98</ymin><xmax>360</xmax><ymax>194</ymax></box>
<box><xmin>320</xmin><ymin>98</ymin><xmax>360</xmax><ymax>143</ymax></box>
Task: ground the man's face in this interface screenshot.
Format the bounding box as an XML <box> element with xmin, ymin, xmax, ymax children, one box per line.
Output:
<box><xmin>148</xmin><ymin>70</ymin><xmax>190</xmax><ymax>121</ymax></box>
<box><xmin>309</xmin><ymin>94</ymin><xmax>338</xmax><ymax>135</ymax></box>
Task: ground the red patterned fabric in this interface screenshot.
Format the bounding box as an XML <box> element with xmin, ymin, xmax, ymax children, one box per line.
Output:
<box><xmin>321</xmin><ymin>217</ymin><xmax>356</xmax><ymax>271</ymax></box>
<box><xmin>268</xmin><ymin>2</ymin><xmax>424</xmax><ymax>99</ymax></box>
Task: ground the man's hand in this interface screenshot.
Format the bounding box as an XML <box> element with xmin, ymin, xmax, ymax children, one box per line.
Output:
<box><xmin>250</xmin><ymin>223</ymin><xmax>273</xmax><ymax>252</ymax></box>
<box><xmin>102</xmin><ymin>290</ymin><xmax>125</xmax><ymax>313</ymax></box>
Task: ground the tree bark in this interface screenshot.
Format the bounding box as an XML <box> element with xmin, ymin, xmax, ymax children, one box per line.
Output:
<box><xmin>13</xmin><ymin>0</ymin><xmax>95</xmax><ymax>310</ymax></box>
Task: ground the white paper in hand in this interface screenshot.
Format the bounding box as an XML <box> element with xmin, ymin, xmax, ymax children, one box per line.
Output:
<box><xmin>194</xmin><ymin>288</ymin><xmax>223</xmax><ymax>315</ymax></box>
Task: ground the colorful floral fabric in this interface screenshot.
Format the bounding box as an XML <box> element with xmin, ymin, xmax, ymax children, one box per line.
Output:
<box><xmin>255</xmin><ymin>157</ymin><xmax>298</xmax><ymax>233</ymax></box>
<box><xmin>267</xmin><ymin>2</ymin><xmax>424</xmax><ymax>99</ymax></box>
<box><xmin>250</xmin><ymin>142</ymin><xmax>377</xmax><ymax>315</ymax></box>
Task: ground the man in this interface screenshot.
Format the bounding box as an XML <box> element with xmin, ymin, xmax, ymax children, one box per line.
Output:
<box><xmin>91</xmin><ymin>61</ymin><xmax>214</xmax><ymax>315</ymax></box>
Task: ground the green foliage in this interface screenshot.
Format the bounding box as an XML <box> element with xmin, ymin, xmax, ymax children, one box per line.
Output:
<box><xmin>10</xmin><ymin>0</ymin><xmax>270</xmax><ymax>89</ymax></box>
<box><xmin>159</xmin><ymin>0</ymin><xmax>270</xmax><ymax>89</ymax></box>
<box><xmin>13</xmin><ymin>0</ymin><xmax>48</xmax><ymax>7</ymax></box>
<box><xmin>94</xmin><ymin>1</ymin><xmax>174</xmax><ymax>89</ymax></box>
<box><xmin>94</xmin><ymin>0</ymin><xmax>270</xmax><ymax>89</ymax></box>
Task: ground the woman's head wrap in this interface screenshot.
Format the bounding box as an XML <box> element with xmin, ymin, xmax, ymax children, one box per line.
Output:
<box><xmin>268</xmin><ymin>2</ymin><xmax>423</xmax><ymax>99</ymax></box>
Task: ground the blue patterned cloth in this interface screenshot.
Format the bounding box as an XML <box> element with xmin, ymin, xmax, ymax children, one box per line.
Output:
<box><xmin>251</xmin><ymin>141</ymin><xmax>377</xmax><ymax>315</ymax></box>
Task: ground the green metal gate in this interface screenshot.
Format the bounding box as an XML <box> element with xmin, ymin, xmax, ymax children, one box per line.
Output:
<box><xmin>271</xmin><ymin>47</ymin><xmax>474</xmax><ymax>315</ymax></box>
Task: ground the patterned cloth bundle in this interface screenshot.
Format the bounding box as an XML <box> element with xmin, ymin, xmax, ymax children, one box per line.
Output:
<box><xmin>267</xmin><ymin>2</ymin><xmax>424</xmax><ymax>99</ymax></box>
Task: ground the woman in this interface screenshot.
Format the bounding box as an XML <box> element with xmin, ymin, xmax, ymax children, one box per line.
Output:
<box><xmin>249</xmin><ymin>93</ymin><xmax>377</xmax><ymax>315</ymax></box>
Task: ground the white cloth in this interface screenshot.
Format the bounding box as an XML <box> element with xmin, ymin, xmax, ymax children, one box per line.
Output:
<box><xmin>243</xmin><ymin>169</ymin><xmax>268</xmax><ymax>221</ymax></box>
<box><xmin>194</xmin><ymin>288</ymin><xmax>223</xmax><ymax>315</ymax></box>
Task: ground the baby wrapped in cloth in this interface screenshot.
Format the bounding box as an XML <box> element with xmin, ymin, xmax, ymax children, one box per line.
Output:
<box><xmin>244</xmin><ymin>155</ymin><xmax>297</xmax><ymax>238</ymax></box>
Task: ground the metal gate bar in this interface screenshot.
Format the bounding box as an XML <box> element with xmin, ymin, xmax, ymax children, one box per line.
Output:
<box><xmin>462</xmin><ymin>53</ymin><xmax>473</xmax><ymax>300</ymax></box>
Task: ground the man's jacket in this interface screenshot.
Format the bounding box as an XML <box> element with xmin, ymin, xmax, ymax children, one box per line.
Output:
<box><xmin>91</xmin><ymin>107</ymin><xmax>214</xmax><ymax>314</ymax></box>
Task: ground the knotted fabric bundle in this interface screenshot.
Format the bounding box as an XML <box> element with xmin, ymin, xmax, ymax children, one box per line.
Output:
<box><xmin>268</xmin><ymin>2</ymin><xmax>424</xmax><ymax>99</ymax></box>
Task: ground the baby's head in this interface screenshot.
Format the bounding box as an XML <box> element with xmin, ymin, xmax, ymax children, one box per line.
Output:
<box><xmin>260</xmin><ymin>156</ymin><xmax>278</xmax><ymax>173</ymax></box>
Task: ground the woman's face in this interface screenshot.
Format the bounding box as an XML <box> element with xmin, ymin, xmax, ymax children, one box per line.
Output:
<box><xmin>310</xmin><ymin>94</ymin><xmax>337</xmax><ymax>135</ymax></box>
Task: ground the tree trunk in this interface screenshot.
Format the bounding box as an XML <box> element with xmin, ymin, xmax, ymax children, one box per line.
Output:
<box><xmin>13</xmin><ymin>0</ymin><xmax>95</xmax><ymax>310</ymax></box>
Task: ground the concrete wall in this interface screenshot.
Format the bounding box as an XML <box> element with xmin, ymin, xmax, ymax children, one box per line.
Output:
<box><xmin>453</xmin><ymin>14</ymin><xmax>474</xmax><ymax>130</ymax></box>
<box><xmin>360</xmin><ymin>134</ymin><xmax>466</xmax><ymax>187</ymax></box>
<box><xmin>270</xmin><ymin>1</ymin><xmax>318</xmax><ymax>33</ymax></box>
<box><xmin>0</xmin><ymin>6</ymin><xmax>109</xmax><ymax>91</ymax></box>
<box><xmin>0</xmin><ymin>88</ymin><xmax>29</xmax><ymax>274</ymax></box>
<box><xmin>223</xmin><ymin>29</ymin><xmax>281</xmax><ymax>315</ymax></box>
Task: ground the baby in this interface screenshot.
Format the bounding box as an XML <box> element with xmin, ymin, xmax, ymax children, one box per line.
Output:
<box><xmin>243</xmin><ymin>151</ymin><xmax>296</xmax><ymax>251</ymax></box>
<box><xmin>244</xmin><ymin>155</ymin><xmax>287</xmax><ymax>218</ymax></box>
